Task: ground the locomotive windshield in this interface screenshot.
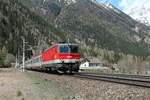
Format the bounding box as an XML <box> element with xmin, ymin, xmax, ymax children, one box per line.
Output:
<box><xmin>59</xmin><ymin>45</ymin><xmax>79</xmax><ymax>53</ymax></box>
<box><xmin>70</xmin><ymin>45</ymin><xmax>79</xmax><ymax>53</ymax></box>
<box><xmin>59</xmin><ymin>45</ymin><xmax>69</xmax><ymax>53</ymax></box>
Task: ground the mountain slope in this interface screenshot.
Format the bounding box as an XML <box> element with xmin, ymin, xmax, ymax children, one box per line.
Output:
<box><xmin>0</xmin><ymin>0</ymin><xmax>66</xmax><ymax>55</ymax></box>
<box><xmin>20</xmin><ymin>0</ymin><xmax>150</xmax><ymax>56</ymax></box>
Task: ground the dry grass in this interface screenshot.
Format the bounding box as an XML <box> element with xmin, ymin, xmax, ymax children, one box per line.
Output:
<box><xmin>0</xmin><ymin>69</ymin><xmax>80</xmax><ymax>100</ymax></box>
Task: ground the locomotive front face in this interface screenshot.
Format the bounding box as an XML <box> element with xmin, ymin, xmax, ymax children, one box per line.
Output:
<box><xmin>56</xmin><ymin>44</ymin><xmax>80</xmax><ymax>72</ymax></box>
<box><xmin>57</xmin><ymin>44</ymin><xmax>80</xmax><ymax>63</ymax></box>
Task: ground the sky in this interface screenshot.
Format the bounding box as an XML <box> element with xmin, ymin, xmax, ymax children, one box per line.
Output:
<box><xmin>96</xmin><ymin>0</ymin><xmax>150</xmax><ymax>14</ymax></box>
<box><xmin>97</xmin><ymin>0</ymin><xmax>122</xmax><ymax>10</ymax></box>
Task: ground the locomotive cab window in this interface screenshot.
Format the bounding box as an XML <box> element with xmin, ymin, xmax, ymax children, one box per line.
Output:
<box><xmin>59</xmin><ymin>45</ymin><xmax>79</xmax><ymax>53</ymax></box>
<box><xmin>59</xmin><ymin>45</ymin><xmax>69</xmax><ymax>53</ymax></box>
<box><xmin>70</xmin><ymin>45</ymin><xmax>79</xmax><ymax>53</ymax></box>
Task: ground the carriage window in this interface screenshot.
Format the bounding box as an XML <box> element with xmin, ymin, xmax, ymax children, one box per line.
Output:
<box><xmin>59</xmin><ymin>45</ymin><xmax>69</xmax><ymax>53</ymax></box>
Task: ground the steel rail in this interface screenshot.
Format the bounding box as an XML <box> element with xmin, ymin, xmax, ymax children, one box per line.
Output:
<box><xmin>73</xmin><ymin>73</ymin><xmax>150</xmax><ymax>88</ymax></box>
<box><xmin>78</xmin><ymin>72</ymin><xmax>150</xmax><ymax>79</ymax></box>
<box><xmin>27</xmin><ymin>70</ymin><xmax>150</xmax><ymax>88</ymax></box>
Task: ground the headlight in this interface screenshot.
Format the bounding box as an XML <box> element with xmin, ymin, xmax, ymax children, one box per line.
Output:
<box><xmin>54</xmin><ymin>55</ymin><xmax>57</xmax><ymax>59</ymax></box>
<box><xmin>67</xmin><ymin>56</ymin><xmax>72</xmax><ymax>58</ymax></box>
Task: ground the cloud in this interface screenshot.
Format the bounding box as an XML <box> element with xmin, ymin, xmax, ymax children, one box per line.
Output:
<box><xmin>119</xmin><ymin>0</ymin><xmax>150</xmax><ymax>13</ymax></box>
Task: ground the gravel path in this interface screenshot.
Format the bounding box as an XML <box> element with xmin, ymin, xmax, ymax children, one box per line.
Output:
<box><xmin>29</xmin><ymin>71</ymin><xmax>150</xmax><ymax>100</ymax></box>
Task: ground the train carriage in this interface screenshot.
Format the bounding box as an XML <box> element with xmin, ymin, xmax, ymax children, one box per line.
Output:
<box><xmin>25</xmin><ymin>43</ymin><xmax>80</xmax><ymax>73</ymax></box>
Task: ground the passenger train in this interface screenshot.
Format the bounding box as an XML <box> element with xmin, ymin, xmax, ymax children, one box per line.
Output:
<box><xmin>25</xmin><ymin>43</ymin><xmax>80</xmax><ymax>73</ymax></box>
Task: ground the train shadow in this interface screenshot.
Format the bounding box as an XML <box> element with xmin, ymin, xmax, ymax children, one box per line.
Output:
<box><xmin>27</xmin><ymin>69</ymin><xmax>74</xmax><ymax>75</ymax></box>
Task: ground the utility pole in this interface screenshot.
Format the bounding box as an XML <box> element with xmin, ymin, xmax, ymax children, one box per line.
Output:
<box><xmin>15</xmin><ymin>49</ymin><xmax>20</xmax><ymax>69</ymax></box>
<box><xmin>22</xmin><ymin>37</ymin><xmax>26</xmax><ymax>72</ymax></box>
<box><xmin>67</xmin><ymin>34</ymin><xmax>70</xmax><ymax>44</ymax></box>
<box><xmin>68</xmin><ymin>38</ymin><xmax>70</xmax><ymax>44</ymax></box>
<box><xmin>15</xmin><ymin>55</ymin><xmax>18</xmax><ymax>69</ymax></box>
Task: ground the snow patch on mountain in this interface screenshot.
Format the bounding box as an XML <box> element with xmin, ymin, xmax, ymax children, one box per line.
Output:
<box><xmin>58</xmin><ymin>0</ymin><xmax>77</xmax><ymax>5</ymax></box>
<box><xmin>127</xmin><ymin>6</ymin><xmax>150</xmax><ymax>26</ymax></box>
<box><xmin>97</xmin><ymin>2</ymin><xmax>121</xmax><ymax>14</ymax></box>
<box><xmin>58</xmin><ymin>0</ymin><xmax>96</xmax><ymax>6</ymax></box>
<box><xmin>105</xmin><ymin>3</ymin><xmax>121</xmax><ymax>14</ymax></box>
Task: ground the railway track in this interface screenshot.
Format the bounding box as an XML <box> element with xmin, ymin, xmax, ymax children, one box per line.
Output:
<box><xmin>78</xmin><ymin>72</ymin><xmax>150</xmax><ymax>79</ymax></box>
<box><xmin>27</xmin><ymin>70</ymin><xmax>150</xmax><ymax>88</ymax></box>
<box><xmin>73</xmin><ymin>73</ymin><xmax>150</xmax><ymax>88</ymax></box>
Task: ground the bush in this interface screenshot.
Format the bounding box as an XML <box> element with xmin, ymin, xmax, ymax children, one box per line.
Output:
<box><xmin>0</xmin><ymin>47</ymin><xmax>7</xmax><ymax>67</ymax></box>
<box><xmin>16</xmin><ymin>90</ymin><xmax>22</xmax><ymax>96</ymax></box>
<box><xmin>4</xmin><ymin>53</ymin><xmax>15</xmax><ymax>67</ymax></box>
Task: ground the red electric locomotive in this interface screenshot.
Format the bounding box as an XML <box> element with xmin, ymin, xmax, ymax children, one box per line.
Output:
<box><xmin>25</xmin><ymin>43</ymin><xmax>80</xmax><ymax>73</ymax></box>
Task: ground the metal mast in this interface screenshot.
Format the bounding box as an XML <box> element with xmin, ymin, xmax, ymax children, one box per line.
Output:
<box><xmin>22</xmin><ymin>37</ymin><xmax>25</xmax><ymax>72</ymax></box>
<box><xmin>15</xmin><ymin>49</ymin><xmax>19</xmax><ymax>69</ymax></box>
<box><xmin>15</xmin><ymin>55</ymin><xmax>18</xmax><ymax>69</ymax></box>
